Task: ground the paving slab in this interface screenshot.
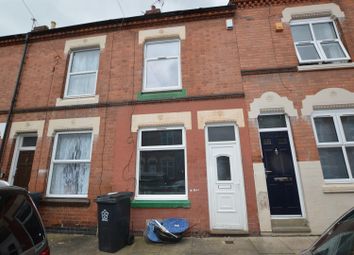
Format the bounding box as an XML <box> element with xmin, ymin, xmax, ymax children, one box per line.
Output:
<box><xmin>48</xmin><ymin>233</ymin><xmax>317</xmax><ymax>255</ymax></box>
<box><xmin>249</xmin><ymin>236</ymin><xmax>295</xmax><ymax>254</ymax></box>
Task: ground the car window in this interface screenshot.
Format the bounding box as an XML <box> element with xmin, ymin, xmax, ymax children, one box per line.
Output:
<box><xmin>0</xmin><ymin>190</ymin><xmax>45</xmax><ymax>254</ymax></box>
<box><xmin>313</xmin><ymin>210</ymin><xmax>354</xmax><ymax>255</ymax></box>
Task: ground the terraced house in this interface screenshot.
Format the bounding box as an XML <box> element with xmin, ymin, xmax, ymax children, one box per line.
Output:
<box><xmin>0</xmin><ymin>0</ymin><xmax>353</xmax><ymax>236</ymax></box>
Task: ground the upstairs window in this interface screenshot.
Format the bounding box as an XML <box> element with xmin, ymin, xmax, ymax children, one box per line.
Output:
<box><xmin>143</xmin><ymin>40</ymin><xmax>181</xmax><ymax>92</ymax></box>
<box><xmin>312</xmin><ymin>111</ymin><xmax>354</xmax><ymax>182</ymax></box>
<box><xmin>290</xmin><ymin>18</ymin><xmax>350</xmax><ymax>64</ymax></box>
<box><xmin>65</xmin><ymin>49</ymin><xmax>100</xmax><ymax>98</ymax></box>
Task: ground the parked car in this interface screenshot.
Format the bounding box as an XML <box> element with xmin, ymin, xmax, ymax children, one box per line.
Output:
<box><xmin>301</xmin><ymin>207</ymin><xmax>354</xmax><ymax>255</ymax></box>
<box><xmin>0</xmin><ymin>181</ymin><xmax>50</xmax><ymax>255</ymax></box>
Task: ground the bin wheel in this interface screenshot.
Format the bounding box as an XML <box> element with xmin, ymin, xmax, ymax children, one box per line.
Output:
<box><xmin>127</xmin><ymin>234</ymin><xmax>134</xmax><ymax>245</ymax></box>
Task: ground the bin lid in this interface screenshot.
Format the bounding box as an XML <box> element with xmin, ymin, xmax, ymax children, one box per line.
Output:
<box><xmin>96</xmin><ymin>192</ymin><xmax>133</xmax><ymax>204</ymax></box>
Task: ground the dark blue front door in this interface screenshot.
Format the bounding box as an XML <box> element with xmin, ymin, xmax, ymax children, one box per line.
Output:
<box><xmin>260</xmin><ymin>131</ymin><xmax>301</xmax><ymax>215</ymax></box>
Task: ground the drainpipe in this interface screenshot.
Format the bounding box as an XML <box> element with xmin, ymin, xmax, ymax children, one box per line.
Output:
<box><xmin>0</xmin><ymin>33</ymin><xmax>30</xmax><ymax>177</ymax></box>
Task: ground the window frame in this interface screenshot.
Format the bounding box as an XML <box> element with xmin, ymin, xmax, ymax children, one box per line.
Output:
<box><xmin>311</xmin><ymin>109</ymin><xmax>354</xmax><ymax>183</ymax></box>
<box><xmin>290</xmin><ymin>17</ymin><xmax>350</xmax><ymax>64</ymax></box>
<box><xmin>64</xmin><ymin>48</ymin><xmax>100</xmax><ymax>99</ymax></box>
<box><xmin>46</xmin><ymin>130</ymin><xmax>94</xmax><ymax>198</ymax></box>
<box><xmin>135</xmin><ymin>126</ymin><xmax>188</xmax><ymax>200</ymax></box>
<box><xmin>143</xmin><ymin>39</ymin><xmax>182</xmax><ymax>93</ymax></box>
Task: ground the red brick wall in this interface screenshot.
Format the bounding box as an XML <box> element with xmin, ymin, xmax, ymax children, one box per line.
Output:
<box><xmin>234</xmin><ymin>0</ymin><xmax>354</xmax><ymax>163</ymax></box>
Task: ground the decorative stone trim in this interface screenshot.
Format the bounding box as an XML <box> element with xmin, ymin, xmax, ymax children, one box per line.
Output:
<box><xmin>64</xmin><ymin>35</ymin><xmax>106</xmax><ymax>54</ymax></box>
<box><xmin>131</xmin><ymin>112</ymin><xmax>192</xmax><ymax>132</ymax></box>
<box><xmin>9</xmin><ymin>120</ymin><xmax>45</xmax><ymax>139</ymax></box>
<box><xmin>0</xmin><ymin>123</ymin><xmax>5</xmax><ymax>139</ymax></box>
<box><xmin>230</xmin><ymin>0</ymin><xmax>315</xmax><ymax>9</ymax></box>
<box><xmin>298</xmin><ymin>62</ymin><xmax>354</xmax><ymax>72</ymax></box>
<box><xmin>55</xmin><ymin>95</ymin><xmax>99</xmax><ymax>107</ymax></box>
<box><xmin>301</xmin><ymin>88</ymin><xmax>354</xmax><ymax>116</ymax></box>
<box><xmin>138</xmin><ymin>26</ymin><xmax>186</xmax><ymax>44</ymax></box>
<box><xmin>249</xmin><ymin>92</ymin><xmax>298</xmax><ymax>119</ymax></box>
<box><xmin>281</xmin><ymin>3</ymin><xmax>345</xmax><ymax>23</ymax></box>
<box><xmin>197</xmin><ymin>109</ymin><xmax>245</xmax><ymax>129</ymax></box>
<box><xmin>47</xmin><ymin>117</ymin><xmax>100</xmax><ymax>136</ymax></box>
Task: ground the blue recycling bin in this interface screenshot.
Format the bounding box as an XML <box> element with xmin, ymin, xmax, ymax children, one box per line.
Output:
<box><xmin>96</xmin><ymin>192</ymin><xmax>133</xmax><ymax>253</ymax></box>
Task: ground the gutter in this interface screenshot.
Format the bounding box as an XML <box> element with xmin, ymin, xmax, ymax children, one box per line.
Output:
<box><xmin>0</xmin><ymin>33</ymin><xmax>30</xmax><ymax>175</ymax></box>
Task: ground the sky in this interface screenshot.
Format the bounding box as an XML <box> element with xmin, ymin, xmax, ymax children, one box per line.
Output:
<box><xmin>0</xmin><ymin>0</ymin><xmax>228</xmax><ymax>37</ymax></box>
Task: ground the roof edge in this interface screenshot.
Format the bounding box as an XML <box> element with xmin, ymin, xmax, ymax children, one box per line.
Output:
<box><xmin>0</xmin><ymin>5</ymin><xmax>235</xmax><ymax>46</ymax></box>
<box><xmin>228</xmin><ymin>0</ymin><xmax>321</xmax><ymax>9</ymax></box>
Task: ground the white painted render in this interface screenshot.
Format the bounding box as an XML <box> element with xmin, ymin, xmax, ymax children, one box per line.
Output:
<box><xmin>138</xmin><ymin>26</ymin><xmax>186</xmax><ymax>44</ymax></box>
<box><xmin>9</xmin><ymin>120</ymin><xmax>45</xmax><ymax>139</ymax></box>
<box><xmin>64</xmin><ymin>35</ymin><xmax>107</xmax><ymax>54</ymax></box>
<box><xmin>253</xmin><ymin>163</ymin><xmax>272</xmax><ymax>233</ymax></box>
<box><xmin>254</xmin><ymin>160</ymin><xmax>354</xmax><ymax>234</ymax></box>
<box><xmin>131</xmin><ymin>112</ymin><xmax>192</xmax><ymax>132</ymax></box>
<box><xmin>47</xmin><ymin>117</ymin><xmax>100</xmax><ymax>136</ymax></box>
<box><xmin>249</xmin><ymin>92</ymin><xmax>298</xmax><ymax>119</ymax></box>
<box><xmin>298</xmin><ymin>161</ymin><xmax>354</xmax><ymax>234</ymax></box>
<box><xmin>197</xmin><ymin>109</ymin><xmax>245</xmax><ymax>129</ymax></box>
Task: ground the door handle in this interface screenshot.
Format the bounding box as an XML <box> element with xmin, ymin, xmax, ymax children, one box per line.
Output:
<box><xmin>265</xmin><ymin>170</ymin><xmax>272</xmax><ymax>173</ymax></box>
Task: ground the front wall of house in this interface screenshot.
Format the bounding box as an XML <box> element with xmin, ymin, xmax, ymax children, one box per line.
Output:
<box><xmin>0</xmin><ymin>13</ymin><xmax>260</xmax><ymax>234</ymax></box>
<box><xmin>237</xmin><ymin>0</ymin><xmax>354</xmax><ymax>234</ymax></box>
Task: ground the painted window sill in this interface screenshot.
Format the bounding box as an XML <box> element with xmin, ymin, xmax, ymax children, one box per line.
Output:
<box><xmin>55</xmin><ymin>95</ymin><xmax>99</xmax><ymax>107</ymax></box>
<box><xmin>297</xmin><ymin>62</ymin><xmax>354</xmax><ymax>72</ymax></box>
<box><xmin>131</xmin><ymin>199</ymin><xmax>191</xmax><ymax>208</ymax></box>
<box><xmin>137</xmin><ymin>89</ymin><xmax>186</xmax><ymax>101</ymax></box>
<box><xmin>41</xmin><ymin>197</ymin><xmax>90</xmax><ymax>207</ymax></box>
<box><xmin>322</xmin><ymin>183</ymin><xmax>354</xmax><ymax>193</ymax></box>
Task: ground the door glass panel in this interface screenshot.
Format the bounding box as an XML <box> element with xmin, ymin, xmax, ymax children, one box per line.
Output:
<box><xmin>258</xmin><ymin>115</ymin><xmax>286</xmax><ymax>129</ymax></box>
<box><xmin>318</xmin><ymin>148</ymin><xmax>348</xmax><ymax>179</ymax></box>
<box><xmin>22</xmin><ymin>136</ymin><xmax>37</xmax><ymax>147</ymax></box>
<box><xmin>217</xmin><ymin>156</ymin><xmax>231</xmax><ymax>181</ymax></box>
<box><xmin>341</xmin><ymin>116</ymin><xmax>354</xmax><ymax>142</ymax></box>
<box><xmin>208</xmin><ymin>126</ymin><xmax>235</xmax><ymax>142</ymax></box>
<box><xmin>314</xmin><ymin>117</ymin><xmax>338</xmax><ymax>143</ymax></box>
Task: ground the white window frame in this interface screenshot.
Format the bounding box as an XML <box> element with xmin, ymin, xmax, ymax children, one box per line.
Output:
<box><xmin>291</xmin><ymin>17</ymin><xmax>350</xmax><ymax>64</ymax></box>
<box><xmin>135</xmin><ymin>126</ymin><xmax>188</xmax><ymax>200</ymax></box>
<box><xmin>8</xmin><ymin>133</ymin><xmax>37</xmax><ymax>185</ymax></box>
<box><xmin>143</xmin><ymin>39</ymin><xmax>182</xmax><ymax>92</ymax></box>
<box><xmin>64</xmin><ymin>48</ymin><xmax>100</xmax><ymax>98</ymax></box>
<box><xmin>46</xmin><ymin>130</ymin><xmax>94</xmax><ymax>198</ymax></box>
<box><xmin>311</xmin><ymin>109</ymin><xmax>354</xmax><ymax>183</ymax></box>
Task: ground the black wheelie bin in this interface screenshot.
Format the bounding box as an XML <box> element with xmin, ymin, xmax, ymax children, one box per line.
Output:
<box><xmin>96</xmin><ymin>192</ymin><xmax>133</xmax><ymax>253</ymax></box>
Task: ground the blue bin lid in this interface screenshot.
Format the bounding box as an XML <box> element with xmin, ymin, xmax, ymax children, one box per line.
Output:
<box><xmin>146</xmin><ymin>221</ymin><xmax>162</xmax><ymax>243</ymax></box>
<box><xmin>161</xmin><ymin>218</ymin><xmax>189</xmax><ymax>234</ymax></box>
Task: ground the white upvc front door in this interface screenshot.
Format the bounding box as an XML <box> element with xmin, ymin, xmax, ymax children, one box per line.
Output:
<box><xmin>205</xmin><ymin>124</ymin><xmax>248</xmax><ymax>231</ymax></box>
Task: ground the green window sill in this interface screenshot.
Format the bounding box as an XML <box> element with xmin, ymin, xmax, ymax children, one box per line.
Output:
<box><xmin>131</xmin><ymin>200</ymin><xmax>191</xmax><ymax>208</ymax></box>
<box><xmin>137</xmin><ymin>89</ymin><xmax>187</xmax><ymax>101</ymax></box>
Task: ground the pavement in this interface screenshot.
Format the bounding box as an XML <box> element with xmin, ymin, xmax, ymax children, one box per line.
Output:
<box><xmin>48</xmin><ymin>233</ymin><xmax>318</xmax><ymax>255</ymax></box>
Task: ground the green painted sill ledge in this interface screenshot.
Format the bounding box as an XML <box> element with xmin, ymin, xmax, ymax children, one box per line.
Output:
<box><xmin>137</xmin><ymin>89</ymin><xmax>187</xmax><ymax>101</ymax></box>
<box><xmin>131</xmin><ymin>200</ymin><xmax>191</xmax><ymax>208</ymax></box>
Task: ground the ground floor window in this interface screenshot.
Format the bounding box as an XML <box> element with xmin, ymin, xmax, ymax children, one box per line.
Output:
<box><xmin>47</xmin><ymin>131</ymin><xmax>93</xmax><ymax>197</ymax></box>
<box><xmin>136</xmin><ymin>127</ymin><xmax>187</xmax><ymax>198</ymax></box>
<box><xmin>312</xmin><ymin>111</ymin><xmax>354</xmax><ymax>181</ymax></box>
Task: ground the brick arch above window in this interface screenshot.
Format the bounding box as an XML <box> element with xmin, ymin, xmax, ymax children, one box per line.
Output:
<box><xmin>249</xmin><ymin>92</ymin><xmax>298</xmax><ymax>119</ymax></box>
<box><xmin>301</xmin><ymin>88</ymin><xmax>354</xmax><ymax>116</ymax></box>
<box><xmin>281</xmin><ymin>3</ymin><xmax>345</xmax><ymax>23</ymax></box>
